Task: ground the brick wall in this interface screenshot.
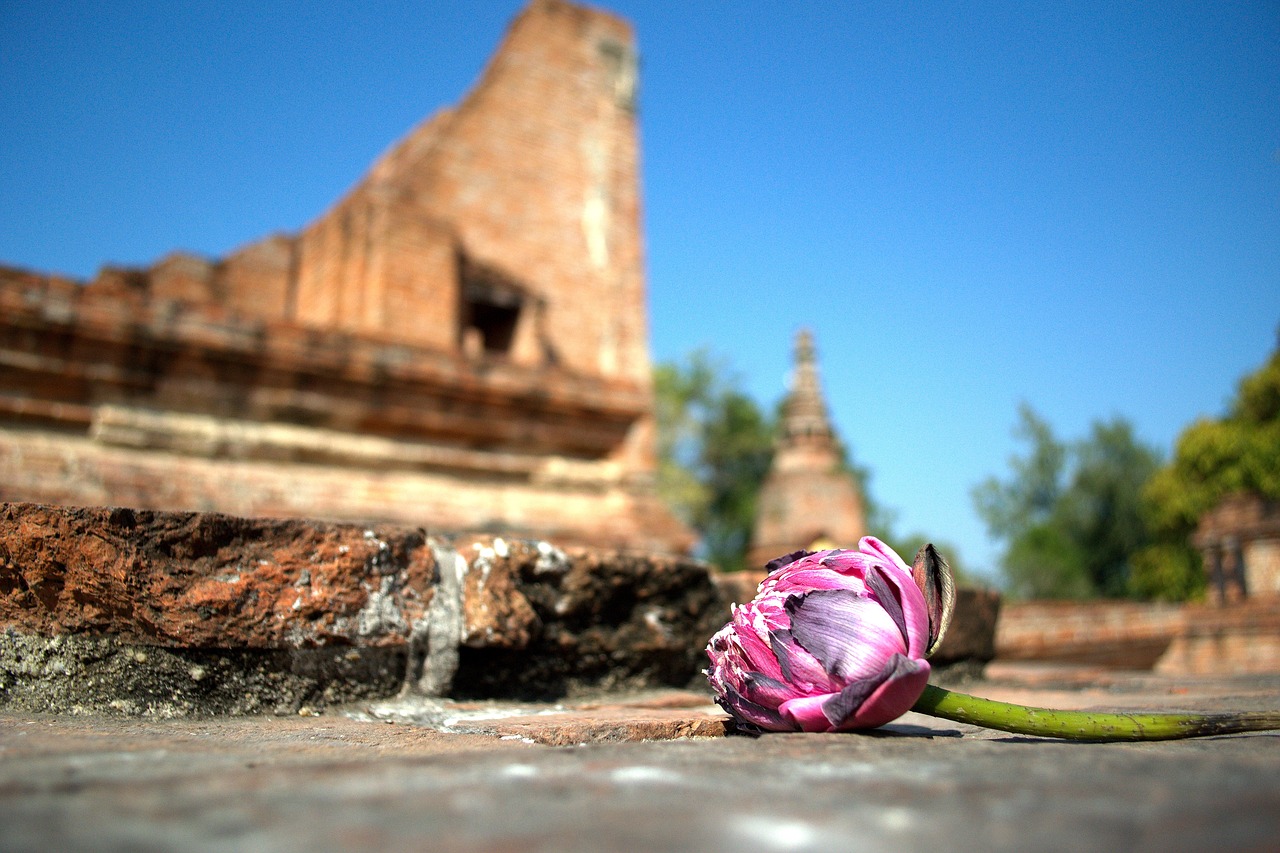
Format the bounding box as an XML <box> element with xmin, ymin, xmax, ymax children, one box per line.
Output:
<box><xmin>221</xmin><ymin>235</ymin><xmax>295</xmax><ymax>319</ymax></box>
<box><xmin>0</xmin><ymin>429</ymin><xmax>685</xmax><ymax>552</ymax></box>
<box><xmin>996</xmin><ymin>599</ymin><xmax>1280</xmax><ymax>674</ymax></box>
<box><xmin>1154</xmin><ymin>601</ymin><xmax>1280</xmax><ymax>675</ymax></box>
<box><xmin>996</xmin><ymin>601</ymin><xmax>1187</xmax><ymax>669</ymax></box>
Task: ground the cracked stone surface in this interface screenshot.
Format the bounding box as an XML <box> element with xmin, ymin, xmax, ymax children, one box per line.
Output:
<box><xmin>0</xmin><ymin>503</ymin><xmax>725</xmax><ymax>707</ymax></box>
<box><xmin>2</xmin><ymin>668</ymin><xmax>1278</xmax><ymax>852</ymax></box>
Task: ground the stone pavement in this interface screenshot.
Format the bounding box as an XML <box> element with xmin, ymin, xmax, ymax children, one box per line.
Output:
<box><xmin>3</xmin><ymin>665</ymin><xmax>1278</xmax><ymax>852</ymax></box>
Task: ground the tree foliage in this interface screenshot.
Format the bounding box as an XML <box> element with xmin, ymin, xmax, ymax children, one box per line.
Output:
<box><xmin>973</xmin><ymin>404</ymin><xmax>1162</xmax><ymax>599</ymax></box>
<box><xmin>653</xmin><ymin>351</ymin><xmax>774</xmax><ymax>572</ymax></box>
<box><xmin>1133</xmin><ymin>343</ymin><xmax>1280</xmax><ymax>599</ymax></box>
<box><xmin>1144</xmin><ymin>345</ymin><xmax>1280</xmax><ymax>532</ymax></box>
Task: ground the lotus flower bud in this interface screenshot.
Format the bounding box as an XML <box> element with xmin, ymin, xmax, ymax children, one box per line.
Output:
<box><xmin>707</xmin><ymin>537</ymin><xmax>950</xmax><ymax>733</ymax></box>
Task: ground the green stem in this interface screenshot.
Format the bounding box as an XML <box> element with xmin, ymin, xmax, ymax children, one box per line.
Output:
<box><xmin>911</xmin><ymin>684</ymin><xmax>1280</xmax><ymax>742</ymax></box>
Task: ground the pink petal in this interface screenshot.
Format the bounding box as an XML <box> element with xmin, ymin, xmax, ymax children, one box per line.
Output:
<box><xmin>779</xmin><ymin>693</ymin><xmax>839</xmax><ymax>732</ymax></box>
<box><xmin>859</xmin><ymin>536</ymin><xmax>913</xmax><ymax>577</ymax></box>
<box><xmin>766</xmin><ymin>566</ymin><xmax>866</xmax><ymax>594</ymax></box>
<box><xmin>816</xmin><ymin>550</ymin><xmax>875</xmax><ymax>574</ymax></box>
<box><xmin>858</xmin><ymin>543</ymin><xmax>930</xmax><ymax>659</ymax></box>
<box><xmin>745</xmin><ymin>591</ymin><xmax>791</xmax><ymax>632</ymax></box>
<box><xmin>733</xmin><ymin>616</ymin><xmax>784</xmax><ymax>682</ymax></box>
<box><xmin>839</xmin><ymin>657</ymin><xmax>932</xmax><ymax>731</ymax></box>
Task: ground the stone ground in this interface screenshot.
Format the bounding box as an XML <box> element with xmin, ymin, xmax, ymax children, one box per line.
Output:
<box><xmin>2</xmin><ymin>664</ymin><xmax>1278</xmax><ymax>853</ymax></box>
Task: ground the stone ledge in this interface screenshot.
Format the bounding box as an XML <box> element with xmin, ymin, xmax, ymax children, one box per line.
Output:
<box><xmin>0</xmin><ymin>503</ymin><xmax>435</xmax><ymax>648</ymax></box>
<box><xmin>358</xmin><ymin>690</ymin><xmax>732</xmax><ymax>745</ymax></box>
<box><xmin>0</xmin><ymin>502</ymin><xmax>724</xmax><ymax>712</ymax></box>
<box><xmin>0</xmin><ymin>633</ymin><xmax>408</xmax><ymax>716</ymax></box>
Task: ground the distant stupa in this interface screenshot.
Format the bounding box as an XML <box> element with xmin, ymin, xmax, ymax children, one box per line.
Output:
<box><xmin>747</xmin><ymin>329</ymin><xmax>867</xmax><ymax>568</ymax></box>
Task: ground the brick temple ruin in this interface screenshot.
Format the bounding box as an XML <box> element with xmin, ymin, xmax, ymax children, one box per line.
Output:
<box><xmin>0</xmin><ymin>0</ymin><xmax>690</xmax><ymax>553</ymax></box>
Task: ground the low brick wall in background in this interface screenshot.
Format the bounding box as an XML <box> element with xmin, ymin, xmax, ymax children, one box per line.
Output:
<box><xmin>1156</xmin><ymin>602</ymin><xmax>1280</xmax><ymax>675</ymax></box>
<box><xmin>996</xmin><ymin>599</ymin><xmax>1280</xmax><ymax>674</ymax></box>
<box><xmin>996</xmin><ymin>601</ymin><xmax>1187</xmax><ymax>669</ymax></box>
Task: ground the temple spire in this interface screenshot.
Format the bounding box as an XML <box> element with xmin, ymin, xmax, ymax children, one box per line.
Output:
<box><xmin>747</xmin><ymin>328</ymin><xmax>867</xmax><ymax>568</ymax></box>
<box><xmin>779</xmin><ymin>329</ymin><xmax>835</xmax><ymax>445</ymax></box>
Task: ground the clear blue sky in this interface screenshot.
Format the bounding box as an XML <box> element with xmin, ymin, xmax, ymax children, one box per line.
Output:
<box><xmin>2</xmin><ymin>1</ymin><xmax>1277</xmax><ymax>579</ymax></box>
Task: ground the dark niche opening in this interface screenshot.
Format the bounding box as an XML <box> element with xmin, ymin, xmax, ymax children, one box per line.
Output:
<box><xmin>459</xmin><ymin>256</ymin><xmax>526</xmax><ymax>357</ymax></box>
<box><xmin>466</xmin><ymin>298</ymin><xmax>520</xmax><ymax>354</ymax></box>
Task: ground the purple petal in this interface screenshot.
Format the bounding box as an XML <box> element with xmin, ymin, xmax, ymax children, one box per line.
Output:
<box><xmin>770</xmin><ymin>627</ymin><xmax>834</xmax><ymax>692</ymax></box>
<box><xmin>784</xmin><ymin>589</ymin><xmax>906</xmax><ymax>681</ymax></box>
<box><xmin>864</xmin><ymin>564</ymin><xmax>910</xmax><ymax>650</ymax></box>
<box><xmin>716</xmin><ymin>681</ymin><xmax>791</xmax><ymax>732</ymax></box>
<box><xmin>770</xmin><ymin>628</ymin><xmax>795</xmax><ymax>683</ymax></box>
<box><xmin>911</xmin><ymin>544</ymin><xmax>957</xmax><ymax>657</ymax></box>
<box><xmin>820</xmin><ymin>667</ymin><xmax>890</xmax><ymax>728</ymax></box>
<box><xmin>740</xmin><ymin>671</ymin><xmax>797</xmax><ymax>707</ymax></box>
<box><xmin>765</xmin><ymin>550</ymin><xmax>814</xmax><ymax>574</ymax></box>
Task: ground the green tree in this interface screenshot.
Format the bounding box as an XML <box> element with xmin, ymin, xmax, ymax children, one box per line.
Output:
<box><xmin>973</xmin><ymin>405</ymin><xmax>1161</xmax><ymax>599</ymax></box>
<box><xmin>1061</xmin><ymin>419</ymin><xmax>1164</xmax><ymax>596</ymax></box>
<box><xmin>1135</xmin><ymin>343</ymin><xmax>1280</xmax><ymax>599</ymax></box>
<box><xmin>654</xmin><ymin>351</ymin><xmax>774</xmax><ymax>572</ymax></box>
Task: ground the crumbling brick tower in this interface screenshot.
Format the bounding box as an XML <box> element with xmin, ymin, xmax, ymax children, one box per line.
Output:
<box><xmin>290</xmin><ymin>0</ymin><xmax>649</xmax><ymax>381</ymax></box>
<box><xmin>0</xmin><ymin>1</ymin><xmax>692</xmax><ymax>553</ymax></box>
